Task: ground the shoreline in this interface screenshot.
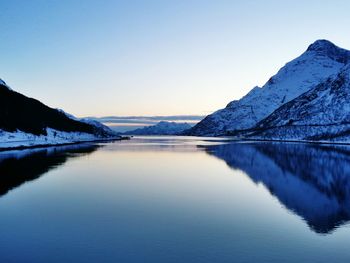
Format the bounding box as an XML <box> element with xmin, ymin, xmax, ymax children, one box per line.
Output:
<box><xmin>223</xmin><ymin>137</ymin><xmax>350</xmax><ymax>146</ymax></box>
<box><xmin>0</xmin><ymin>136</ymin><xmax>126</xmax><ymax>152</ymax></box>
<box><xmin>180</xmin><ymin>134</ymin><xmax>350</xmax><ymax>146</ymax></box>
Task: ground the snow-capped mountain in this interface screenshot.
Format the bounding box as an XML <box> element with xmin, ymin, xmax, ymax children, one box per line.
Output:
<box><xmin>124</xmin><ymin>121</ymin><xmax>192</xmax><ymax>135</ymax></box>
<box><xmin>245</xmin><ymin>63</ymin><xmax>350</xmax><ymax>142</ymax></box>
<box><xmin>186</xmin><ymin>40</ymin><xmax>350</xmax><ymax>136</ymax></box>
<box><xmin>0</xmin><ymin>80</ymin><xmax>119</xmax><ymax>149</ymax></box>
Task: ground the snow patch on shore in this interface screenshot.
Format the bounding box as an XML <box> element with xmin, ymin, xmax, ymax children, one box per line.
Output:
<box><xmin>0</xmin><ymin>128</ymin><xmax>117</xmax><ymax>149</ymax></box>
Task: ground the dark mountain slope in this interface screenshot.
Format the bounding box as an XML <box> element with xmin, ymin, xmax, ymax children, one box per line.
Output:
<box><xmin>0</xmin><ymin>81</ymin><xmax>114</xmax><ymax>137</ymax></box>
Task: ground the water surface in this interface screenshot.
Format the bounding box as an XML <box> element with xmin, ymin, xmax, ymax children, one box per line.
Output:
<box><xmin>0</xmin><ymin>137</ymin><xmax>350</xmax><ymax>262</ymax></box>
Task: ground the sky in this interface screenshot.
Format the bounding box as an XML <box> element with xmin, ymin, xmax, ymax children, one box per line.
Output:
<box><xmin>0</xmin><ymin>0</ymin><xmax>350</xmax><ymax>117</ymax></box>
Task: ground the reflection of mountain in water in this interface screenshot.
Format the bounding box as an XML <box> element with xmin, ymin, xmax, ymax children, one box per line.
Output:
<box><xmin>204</xmin><ymin>142</ymin><xmax>350</xmax><ymax>234</ymax></box>
<box><xmin>0</xmin><ymin>143</ymin><xmax>100</xmax><ymax>197</ymax></box>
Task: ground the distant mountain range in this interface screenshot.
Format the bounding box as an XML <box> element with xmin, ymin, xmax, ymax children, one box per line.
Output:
<box><xmin>91</xmin><ymin>115</ymin><xmax>204</xmax><ymax>124</ymax></box>
<box><xmin>123</xmin><ymin>121</ymin><xmax>192</xmax><ymax>135</ymax></box>
<box><xmin>186</xmin><ymin>39</ymin><xmax>350</xmax><ymax>142</ymax></box>
<box><xmin>89</xmin><ymin>115</ymin><xmax>204</xmax><ymax>133</ymax></box>
<box><xmin>0</xmin><ymin>80</ymin><xmax>118</xmax><ymax>149</ymax></box>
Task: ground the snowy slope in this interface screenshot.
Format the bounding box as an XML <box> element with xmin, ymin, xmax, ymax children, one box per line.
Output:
<box><xmin>187</xmin><ymin>40</ymin><xmax>350</xmax><ymax>136</ymax></box>
<box><xmin>246</xmin><ymin>63</ymin><xmax>350</xmax><ymax>142</ymax></box>
<box><xmin>124</xmin><ymin>121</ymin><xmax>192</xmax><ymax>135</ymax></box>
<box><xmin>0</xmin><ymin>128</ymin><xmax>112</xmax><ymax>149</ymax></box>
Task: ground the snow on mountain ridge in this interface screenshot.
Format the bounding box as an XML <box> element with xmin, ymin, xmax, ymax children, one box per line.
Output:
<box><xmin>0</xmin><ymin>79</ymin><xmax>11</xmax><ymax>90</ymax></box>
<box><xmin>186</xmin><ymin>40</ymin><xmax>350</xmax><ymax>136</ymax></box>
<box><xmin>56</xmin><ymin>109</ymin><xmax>117</xmax><ymax>137</ymax></box>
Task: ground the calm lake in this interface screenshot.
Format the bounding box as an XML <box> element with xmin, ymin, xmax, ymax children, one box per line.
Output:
<box><xmin>0</xmin><ymin>136</ymin><xmax>350</xmax><ymax>262</ymax></box>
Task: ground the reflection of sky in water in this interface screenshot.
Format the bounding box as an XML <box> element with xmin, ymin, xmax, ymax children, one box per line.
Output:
<box><xmin>0</xmin><ymin>137</ymin><xmax>350</xmax><ymax>262</ymax></box>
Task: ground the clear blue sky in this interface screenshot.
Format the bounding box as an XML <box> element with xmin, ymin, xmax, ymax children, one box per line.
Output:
<box><xmin>0</xmin><ymin>0</ymin><xmax>350</xmax><ymax>117</ymax></box>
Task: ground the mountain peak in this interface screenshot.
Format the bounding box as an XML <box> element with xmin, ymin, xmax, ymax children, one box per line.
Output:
<box><xmin>306</xmin><ymin>39</ymin><xmax>350</xmax><ymax>63</ymax></box>
<box><xmin>307</xmin><ymin>39</ymin><xmax>336</xmax><ymax>51</ymax></box>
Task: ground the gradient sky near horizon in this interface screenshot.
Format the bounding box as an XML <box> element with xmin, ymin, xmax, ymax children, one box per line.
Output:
<box><xmin>1</xmin><ymin>0</ymin><xmax>350</xmax><ymax>117</ymax></box>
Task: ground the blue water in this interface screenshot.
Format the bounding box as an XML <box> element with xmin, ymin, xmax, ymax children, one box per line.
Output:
<box><xmin>0</xmin><ymin>136</ymin><xmax>350</xmax><ymax>262</ymax></box>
